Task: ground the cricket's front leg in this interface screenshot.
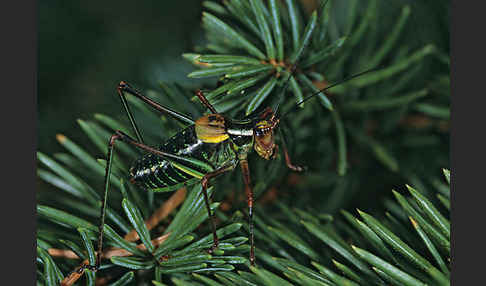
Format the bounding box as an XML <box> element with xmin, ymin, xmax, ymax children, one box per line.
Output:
<box><xmin>276</xmin><ymin>127</ymin><xmax>306</xmax><ymax>172</ymax></box>
<box><xmin>282</xmin><ymin>144</ymin><xmax>306</xmax><ymax>172</ymax></box>
<box><xmin>200</xmin><ymin>166</ymin><xmax>233</xmax><ymax>253</ymax></box>
<box><xmin>239</xmin><ymin>158</ymin><xmax>256</xmax><ymax>266</ymax></box>
<box><xmin>195</xmin><ymin>89</ymin><xmax>219</xmax><ymax>114</ymax></box>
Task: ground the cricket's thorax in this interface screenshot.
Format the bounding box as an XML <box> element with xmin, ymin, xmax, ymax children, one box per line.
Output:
<box><xmin>195</xmin><ymin>113</ymin><xmax>255</xmax><ymax>155</ymax></box>
<box><xmin>129</xmin><ymin>124</ymin><xmax>237</xmax><ymax>191</ymax></box>
<box><xmin>194</xmin><ymin>114</ymin><xmax>229</xmax><ymax>143</ymax></box>
<box><xmin>226</xmin><ymin>119</ymin><xmax>255</xmax><ymax>157</ymax></box>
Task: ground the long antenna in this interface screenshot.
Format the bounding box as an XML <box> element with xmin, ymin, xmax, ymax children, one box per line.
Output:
<box><xmin>274</xmin><ymin>0</ymin><xmax>329</xmax><ymax>116</ymax></box>
<box><xmin>281</xmin><ymin>66</ymin><xmax>381</xmax><ymax>119</ymax></box>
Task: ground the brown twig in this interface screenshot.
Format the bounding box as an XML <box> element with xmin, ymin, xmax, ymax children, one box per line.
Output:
<box><xmin>124</xmin><ymin>188</ymin><xmax>186</xmax><ymax>242</ymax></box>
<box><xmin>60</xmin><ymin>260</ymin><xmax>89</xmax><ymax>286</ymax></box>
<box><xmin>48</xmin><ymin>248</ymin><xmax>79</xmax><ymax>259</ymax></box>
<box><xmin>51</xmin><ymin>232</ymin><xmax>171</xmax><ymax>260</ymax></box>
<box><xmin>54</xmin><ymin>187</ymin><xmax>187</xmax><ymax>286</ymax></box>
<box><xmin>57</xmin><ymin>233</ymin><xmax>171</xmax><ymax>286</ymax></box>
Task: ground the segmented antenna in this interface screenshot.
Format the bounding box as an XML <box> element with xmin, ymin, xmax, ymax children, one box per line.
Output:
<box><xmin>280</xmin><ymin>66</ymin><xmax>382</xmax><ymax>119</ymax></box>
<box><xmin>273</xmin><ymin>0</ymin><xmax>329</xmax><ymax>116</ymax></box>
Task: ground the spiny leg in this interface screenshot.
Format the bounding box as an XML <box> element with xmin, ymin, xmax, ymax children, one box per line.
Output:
<box><xmin>200</xmin><ymin>166</ymin><xmax>233</xmax><ymax>252</ymax></box>
<box><xmin>195</xmin><ymin>89</ymin><xmax>219</xmax><ymax>114</ymax></box>
<box><xmin>117</xmin><ymin>81</ymin><xmax>194</xmax><ymax>144</ymax></box>
<box><xmin>90</xmin><ymin>130</ymin><xmax>195</xmax><ymax>271</ymax></box>
<box><xmin>278</xmin><ymin>123</ymin><xmax>306</xmax><ymax>172</ymax></box>
<box><xmin>239</xmin><ymin>159</ymin><xmax>255</xmax><ymax>265</ymax></box>
<box><xmin>259</xmin><ymin>107</ymin><xmax>274</xmax><ymax>120</ymax></box>
<box><xmin>76</xmin><ymin>132</ymin><xmax>121</xmax><ymax>273</ymax></box>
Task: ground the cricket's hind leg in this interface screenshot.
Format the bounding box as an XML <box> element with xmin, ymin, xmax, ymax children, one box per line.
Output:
<box><xmin>117</xmin><ymin>81</ymin><xmax>194</xmax><ymax>144</ymax></box>
<box><xmin>92</xmin><ymin>130</ymin><xmax>202</xmax><ymax>272</ymax></box>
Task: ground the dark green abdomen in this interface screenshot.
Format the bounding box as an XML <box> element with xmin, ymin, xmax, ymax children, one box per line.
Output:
<box><xmin>129</xmin><ymin>125</ymin><xmax>236</xmax><ymax>190</ymax></box>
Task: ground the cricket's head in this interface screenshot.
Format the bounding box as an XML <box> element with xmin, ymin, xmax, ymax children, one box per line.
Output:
<box><xmin>225</xmin><ymin>64</ymin><xmax>377</xmax><ymax>159</ymax></box>
<box><xmin>253</xmin><ymin>107</ymin><xmax>279</xmax><ymax>160</ymax></box>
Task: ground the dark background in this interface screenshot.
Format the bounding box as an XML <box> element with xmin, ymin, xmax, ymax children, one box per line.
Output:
<box><xmin>38</xmin><ymin>0</ymin><xmax>448</xmax><ymax>155</ymax></box>
<box><xmin>38</xmin><ymin>1</ymin><xmax>205</xmax><ymax>154</ymax></box>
